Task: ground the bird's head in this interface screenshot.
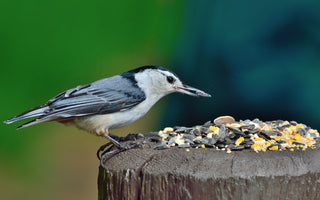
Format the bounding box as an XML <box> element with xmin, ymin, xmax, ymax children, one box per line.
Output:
<box><xmin>127</xmin><ymin>66</ymin><xmax>211</xmax><ymax>99</ymax></box>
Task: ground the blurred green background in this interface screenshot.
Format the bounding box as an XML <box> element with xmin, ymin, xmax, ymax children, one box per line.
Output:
<box><xmin>1</xmin><ymin>0</ymin><xmax>320</xmax><ymax>199</ymax></box>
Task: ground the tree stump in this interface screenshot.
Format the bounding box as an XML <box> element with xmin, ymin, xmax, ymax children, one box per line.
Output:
<box><xmin>98</xmin><ymin>141</ymin><xmax>320</xmax><ymax>200</ymax></box>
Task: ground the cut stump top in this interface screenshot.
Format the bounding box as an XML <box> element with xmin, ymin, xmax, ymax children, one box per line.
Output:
<box><xmin>98</xmin><ymin>141</ymin><xmax>320</xmax><ymax>200</ymax></box>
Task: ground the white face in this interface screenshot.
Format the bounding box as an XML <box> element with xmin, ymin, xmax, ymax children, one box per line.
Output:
<box><xmin>135</xmin><ymin>68</ymin><xmax>211</xmax><ymax>99</ymax></box>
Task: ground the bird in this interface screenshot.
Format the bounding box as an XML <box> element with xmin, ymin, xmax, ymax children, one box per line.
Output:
<box><xmin>5</xmin><ymin>65</ymin><xmax>211</xmax><ymax>153</ymax></box>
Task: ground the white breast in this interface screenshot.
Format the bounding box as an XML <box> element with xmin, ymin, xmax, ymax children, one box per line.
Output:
<box><xmin>72</xmin><ymin>70</ymin><xmax>175</xmax><ymax>135</ymax></box>
<box><xmin>73</xmin><ymin>94</ymin><xmax>163</xmax><ymax>135</ymax></box>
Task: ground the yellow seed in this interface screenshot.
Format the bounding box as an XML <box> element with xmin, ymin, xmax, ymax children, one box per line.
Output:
<box><xmin>163</xmin><ymin>127</ymin><xmax>174</xmax><ymax>133</ymax></box>
<box><xmin>308</xmin><ymin>129</ymin><xmax>316</xmax><ymax>134</ymax></box>
<box><xmin>213</xmin><ymin>128</ymin><xmax>220</xmax><ymax>135</ymax></box>
<box><xmin>290</xmin><ymin>148</ymin><xmax>294</xmax><ymax>151</ymax></box>
<box><xmin>273</xmin><ymin>136</ymin><xmax>281</xmax><ymax>141</ymax></box>
<box><xmin>229</xmin><ymin>123</ymin><xmax>241</xmax><ymax>128</ymax></box>
<box><xmin>209</xmin><ymin>126</ymin><xmax>216</xmax><ymax>132</ymax></box>
<box><xmin>269</xmin><ymin>146</ymin><xmax>278</xmax><ymax>151</ymax></box>
<box><xmin>201</xmin><ymin>144</ymin><xmax>205</xmax><ymax>148</ymax></box>
<box><xmin>186</xmin><ymin>149</ymin><xmax>190</xmax><ymax>152</ymax></box>
<box><xmin>296</xmin><ymin>124</ymin><xmax>304</xmax><ymax>129</ymax></box>
<box><xmin>235</xmin><ymin>137</ymin><xmax>244</xmax><ymax>146</ymax></box>
<box><xmin>294</xmin><ymin>134</ymin><xmax>301</xmax><ymax>140</ymax></box>
<box><xmin>193</xmin><ymin>136</ymin><xmax>202</xmax><ymax>141</ymax></box>
<box><xmin>262</xmin><ymin>125</ymin><xmax>272</xmax><ymax>131</ymax></box>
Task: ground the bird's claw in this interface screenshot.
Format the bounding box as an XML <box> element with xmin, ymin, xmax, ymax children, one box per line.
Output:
<box><xmin>98</xmin><ymin>140</ymin><xmax>151</xmax><ymax>164</ymax></box>
<box><xmin>97</xmin><ymin>133</ymin><xmax>134</xmax><ymax>159</ymax></box>
<box><xmin>97</xmin><ymin>142</ymin><xmax>114</xmax><ymax>160</ymax></box>
<box><xmin>100</xmin><ymin>149</ymin><xmax>121</xmax><ymax>166</ymax></box>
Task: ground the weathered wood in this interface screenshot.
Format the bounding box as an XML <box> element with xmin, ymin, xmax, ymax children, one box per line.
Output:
<box><xmin>98</xmin><ymin>142</ymin><xmax>320</xmax><ymax>200</ymax></box>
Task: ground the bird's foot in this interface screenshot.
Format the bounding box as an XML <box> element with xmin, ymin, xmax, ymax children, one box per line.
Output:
<box><xmin>98</xmin><ymin>133</ymin><xmax>150</xmax><ymax>161</ymax></box>
<box><xmin>96</xmin><ymin>142</ymin><xmax>113</xmax><ymax>160</ymax></box>
<box><xmin>100</xmin><ymin>148</ymin><xmax>121</xmax><ymax>166</ymax></box>
<box><xmin>99</xmin><ymin>141</ymin><xmax>151</xmax><ymax>167</ymax></box>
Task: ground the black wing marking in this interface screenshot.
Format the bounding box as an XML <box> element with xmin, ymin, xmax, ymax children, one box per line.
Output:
<box><xmin>41</xmin><ymin>79</ymin><xmax>146</xmax><ymax>120</ymax></box>
<box><xmin>5</xmin><ymin>74</ymin><xmax>146</xmax><ymax>129</ymax></box>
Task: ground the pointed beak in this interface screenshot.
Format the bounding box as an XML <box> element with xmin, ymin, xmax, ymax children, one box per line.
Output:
<box><xmin>175</xmin><ymin>85</ymin><xmax>211</xmax><ymax>97</ymax></box>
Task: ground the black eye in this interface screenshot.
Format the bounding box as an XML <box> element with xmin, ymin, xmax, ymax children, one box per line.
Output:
<box><xmin>166</xmin><ymin>76</ymin><xmax>175</xmax><ymax>84</ymax></box>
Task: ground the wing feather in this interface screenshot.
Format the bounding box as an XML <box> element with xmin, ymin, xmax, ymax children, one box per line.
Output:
<box><xmin>7</xmin><ymin>75</ymin><xmax>146</xmax><ymax>128</ymax></box>
<box><xmin>42</xmin><ymin>75</ymin><xmax>146</xmax><ymax>119</ymax></box>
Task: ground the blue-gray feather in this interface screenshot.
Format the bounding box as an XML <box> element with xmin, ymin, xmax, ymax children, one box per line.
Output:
<box><xmin>45</xmin><ymin>75</ymin><xmax>145</xmax><ymax>118</ymax></box>
<box><xmin>5</xmin><ymin>74</ymin><xmax>146</xmax><ymax>128</ymax></box>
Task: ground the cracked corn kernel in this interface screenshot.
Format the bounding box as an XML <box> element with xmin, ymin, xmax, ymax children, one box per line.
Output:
<box><xmin>213</xmin><ymin>127</ymin><xmax>220</xmax><ymax>135</ymax></box>
<box><xmin>163</xmin><ymin>127</ymin><xmax>174</xmax><ymax>133</ymax></box>
<box><xmin>269</xmin><ymin>146</ymin><xmax>278</xmax><ymax>151</ymax></box>
<box><xmin>193</xmin><ymin>136</ymin><xmax>202</xmax><ymax>141</ymax></box>
<box><xmin>296</xmin><ymin>124</ymin><xmax>304</xmax><ymax>129</ymax></box>
<box><xmin>235</xmin><ymin>137</ymin><xmax>244</xmax><ymax>146</ymax></box>
<box><xmin>294</xmin><ymin>134</ymin><xmax>302</xmax><ymax>140</ymax></box>
<box><xmin>209</xmin><ymin>126</ymin><xmax>216</xmax><ymax>132</ymax></box>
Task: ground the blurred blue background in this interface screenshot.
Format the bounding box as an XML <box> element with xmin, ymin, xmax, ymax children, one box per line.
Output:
<box><xmin>1</xmin><ymin>0</ymin><xmax>320</xmax><ymax>199</ymax></box>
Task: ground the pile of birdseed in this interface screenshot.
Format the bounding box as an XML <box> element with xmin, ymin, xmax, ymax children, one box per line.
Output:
<box><xmin>152</xmin><ymin>116</ymin><xmax>319</xmax><ymax>153</ymax></box>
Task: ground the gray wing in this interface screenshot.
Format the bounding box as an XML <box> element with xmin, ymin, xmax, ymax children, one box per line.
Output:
<box><xmin>5</xmin><ymin>75</ymin><xmax>146</xmax><ymax>129</ymax></box>
<box><xmin>44</xmin><ymin>75</ymin><xmax>146</xmax><ymax>119</ymax></box>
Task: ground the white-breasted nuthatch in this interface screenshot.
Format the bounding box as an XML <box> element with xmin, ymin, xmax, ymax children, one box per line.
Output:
<box><xmin>5</xmin><ymin>66</ymin><xmax>211</xmax><ymax>150</ymax></box>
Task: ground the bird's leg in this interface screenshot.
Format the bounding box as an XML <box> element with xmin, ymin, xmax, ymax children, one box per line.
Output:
<box><xmin>98</xmin><ymin>130</ymin><xmax>151</xmax><ymax>162</ymax></box>
<box><xmin>102</xmin><ymin>130</ymin><xmax>149</xmax><ymax>149</ymax></box>
<box><xmin>97</xmin><ymin>133</ymin><xmax>143</xmax><ymax>160</ymax></box>
<box><xmin>97</xmin><ymin>130</ymin><xmax>124</xmax><ymax>162</ymax></box>
<box><xmin>102</xmin><ymin>130</ymin><xmax>129</xmax><ymax>149</ymax></box>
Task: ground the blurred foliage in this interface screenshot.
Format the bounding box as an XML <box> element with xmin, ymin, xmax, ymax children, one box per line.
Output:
<box><xmin>163</xmin><ymin>0</ymin><xmax>320</xmax><ymax>130</ymax></box>
<box><xmin>0</xmin><ymin>0</ymin><xmax>182</xmax><ymax>199</ymax></box>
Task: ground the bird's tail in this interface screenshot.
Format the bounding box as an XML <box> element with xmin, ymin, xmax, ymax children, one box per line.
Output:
<box><xmin>4</xmin><ymin>105</ymin><xmax>49</xmax><ymax>129</ymax></box>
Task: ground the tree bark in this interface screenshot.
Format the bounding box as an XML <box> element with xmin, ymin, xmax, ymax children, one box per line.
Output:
<box><xmin>98</xmin><ymin>142</ymin><xmax>320</xmax><ymax>200</ymax></box>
